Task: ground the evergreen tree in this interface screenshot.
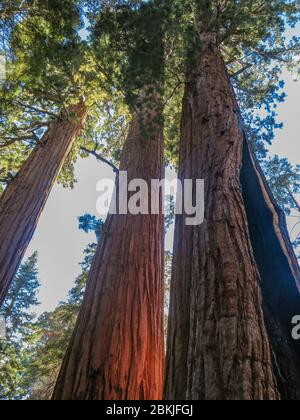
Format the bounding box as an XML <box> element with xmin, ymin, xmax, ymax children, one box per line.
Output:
<box><xmin>0</xmin><ymin>0</ymin><xmax>299</xmax><ymax>402</ymax></box>
<box><xmin>264</xmin><ymin>155</ymin><xmax>300</xmax><ymax>258</ymax></box>
<box><xmin>0</xmin><ymin>252</ymin><xmax>40</xmax><ymax>400</ymax></box>
<box><xmin>165</xmin><ymin>0</ymin><xmax>300</xmax><ymax>400</ymax></box>
<box><xmin>0</xmin><ymin>0</ymin><xmax>132</xmax><ymax>306</ymax></box>
<box><xmin>53</xmin><ymin>0</ymin><xmax>166</xmax><ymax>400</ymax></box>
<box><xmin>0</xmin><ymin>0</ymin><xmax>89</xmax><ymax>305</ymax></box>
<box><xmin>24</xmin><ymin>214</ymin><xmax>100</xmax><ymax>400</ymax></box>
<box><xmin>264</xmin><ymin>156</ymin><xmax>300</xmax><ymax>215</ymax></box>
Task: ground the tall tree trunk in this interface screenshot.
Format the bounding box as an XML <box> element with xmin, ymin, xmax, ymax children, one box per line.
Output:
<box><xmin>52</xmin><ymin>105</ymin><xmax>165</xmax><ymax>400</ymax></box>
<box><xmin>0</xmin><ymin>102</ymin><xmax>87</xmax><ymax>306</ymax></box>
<box><xmin>241</xmin><ymin>140</ymin><xmax>300</xmax><ymax>400</ymax></box>
<box><xmin>164</xmin><ymin>34</ymin><xmax>279</xmax><ymax>400</ymax></box>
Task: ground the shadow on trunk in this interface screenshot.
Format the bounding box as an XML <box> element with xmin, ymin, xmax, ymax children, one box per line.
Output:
<box><xmin>241</xmin><ymin>137</ymin><xmax>300</xmax><ymax>400</ymax></box>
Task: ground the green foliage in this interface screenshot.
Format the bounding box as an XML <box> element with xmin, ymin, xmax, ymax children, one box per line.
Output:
<box><xmin>1</xmin><ymin>252</ymin><xmax>39</xmax><ymax>338</ymax></box>
<box><xmin>293</xmin><ymin>236</ymin><xmax>300</xmax><ymax>259</ymax></box>
<box><xmin>78</xmin><ymin>98</ymin><xmax>130</xmax><ymax>171</ymax></box>
<box><xmin>165</xmin><ymin>194</ymin><xmax>175</xmax><ymax>232</ymax></box>
<box><xmin>0</xmin><ymin>1</ymin><xmax>139</xmax><ymax>190</ymax></box>
<box><xmin>0</xmin><ymin>252</ymin><xmax>40</xmax><ymax>400</ymax></box>
<box><xmin>0</xmin><ymin>1</ymin><xmax>299</xmax><ymax>399</ymax></box>
<box><xmin>164</xmin><ymin>250</ymin><xmax>172</xmax><ymax>334</ymax></box>
<box><xmin>163</xmin><ymin>0</ymin><xmax>300</xmax><ymax>163</ymax></box>
<box><xmin>0</xmin><ymin>214</ymin><xmax>99</xmax><ymax>400</ymax></box>
<box><xmin>263</xmin><ymin>155</ymin><xmax>300</xmax><ymax>215</ymax></box>
<box><xmin>26</xmin><ymin>303</ymin><xmax>79</xmax><ymax>400</ymax></box>
<box><xmin>88</xmin><ymin>0</ymin><xmax>168</xmax><ymax>143</ymax></box>
<box><xmin>0</xmin><ymin>0</ymin><xmax>87</xmax><ymax>189</ymax></box>
<box><xmin>263</xmin><ymin>155</ymin><xmax>300</xmax><ymax>258</ymax></box>
<box><xmin>78</xmin><ymin>213</ymin><xmax>104</xmax><ymax>240</ymax></box>
<box><xmin>217</xmin><ymin>0</ymin><xmax>300</xmax><ymax>158</ymax></box>
<box><xmin>2</xmin><ymin>1</ymin><xmax>298</xmax><ymax>179</ymax></box>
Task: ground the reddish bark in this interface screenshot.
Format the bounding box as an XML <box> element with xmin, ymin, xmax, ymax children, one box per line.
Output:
<box><xmin>164</xmin><ymin>35</ymin><xmax>279</xmax><ymax>400</ymax></box>
<box><xmin>0</xmin><ymin>102</ymin><xmax>87</xmax><ymax>306</ymax></box>
<box><xmin>53</xmin><ymin>106</ymin><xmax>165</xmax><ymax>400</ymax></box>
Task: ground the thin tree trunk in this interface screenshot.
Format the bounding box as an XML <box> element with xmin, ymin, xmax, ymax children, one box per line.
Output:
<box><xmin>164</xmin><ymin>34</ymin><xmax>279</xmax><ymax>400</ymax></box>
<box><xmin>0</xmin><ymin>101</ymin><xmax>87</xmax><ymax>306</ymax></box>
<box><xmin>52</xmin><ymin>105</ymin><xmax>165</xmax><ymax>400</ymax></box>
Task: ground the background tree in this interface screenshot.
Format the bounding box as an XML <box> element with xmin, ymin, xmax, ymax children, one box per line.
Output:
<box><xmin>1</xmin><ymin>214</ymin><xmax>100</xmax><ymax>400</ymax></box>
<box><xmin>0</xmin><ymin>252</ymin><xmax>40</xmax><ymax>400</ymax></box>
<box><xmin>264</xmin><ymin>156</ymin><xmax>300</xmax><ymax>257</ymax></box>
<box><xmin>264</xmin><ymin>156</ymin><xmax>300</xmax><ymax>215</ymax></box>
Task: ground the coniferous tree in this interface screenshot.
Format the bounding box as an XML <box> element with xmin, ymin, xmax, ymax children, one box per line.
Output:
<box><xmin>165</xmin><ymin>0</ymin><xmax>300</xmax><ymax>400</ymax></box>
<box><xmin>264</xmin><ymin>156</ymin><xmax>300</xmax><ymax>215</ymax></box>
<box><xmin>53</xmin><ymin>0</ymin><xmax>166</xmax><ymax>400</ymax></box>
<box><xmin>0</xmin><ymin>0</ymin><xmax>299</xmax><ymax>402</ymax></box>
<box><xmin>0</xmin><ymin>102</ymin><xmax>88</xmax><ymax>306</ymax></box>
<box><xmin>23</xmin><ymin>215</ymin><xmax>100</xmax><ymax>400</ymax></box>
<box><xmin>0</xmin><ymin>0</ymin><xmax>90</xmax><ymax>305</ymax></box>
<box><xmin>0</xmin><ymin>252</ymin><xmax>40</xmax><ymax>400</ymax></box>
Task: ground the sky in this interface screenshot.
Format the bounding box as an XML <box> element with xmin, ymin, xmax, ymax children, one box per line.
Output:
<box><xmin>270</xmin><ymin>69</ymin><xmax>299</xmax><ymax>166</ymax></box>
<box><xmin>24</xmin><ymin>28</ymin><xmax>300</xmax><ymax>315</ymax></box>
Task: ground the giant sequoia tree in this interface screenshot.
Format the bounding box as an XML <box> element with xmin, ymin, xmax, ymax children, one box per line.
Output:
<box><xmin>0</xmin><ymin>0</ymin><xmax>299</xmax><ymax>402</ymax></box>
<box><xmin>53</xmin><ymin>1</ymin><xmax>166</xmax><ymax>400</ymax></box>
<box><xmin>165</xmin><ymin>0</ymin><xmax>300</xmax><ymax>401</ymax></box>
<box><xmin>0</xmin><ymin>0</ymin><xmax>138</xmax><ymax>307</ymax></box>
<box><xmin>0</xmin><ymin>0</ymin><xmax>126</xmax><ymax>305</ymax></box>
<box><xmin>0</xmin><ymin>1</ymin><xmax>90</xmax><ymax>305</ymax></box>
<box><xmin>0</xmin><ymin>102</ymin><xmax>88</xmax><ymax>306</ymax></box>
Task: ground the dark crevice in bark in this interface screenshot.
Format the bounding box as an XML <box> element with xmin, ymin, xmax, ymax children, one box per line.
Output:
<box><xmin>164</xmin><ymin>41</ymin><xmax>279</xmax><ymax>400</ymax></box>
<box><xmin>241</xmin><ymin>137</ymin><xmax>300</xmax><ymax>400</ymax></box>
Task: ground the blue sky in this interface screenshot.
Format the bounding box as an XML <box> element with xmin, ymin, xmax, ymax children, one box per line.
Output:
<box><xmin>26</xmin><ymin>157</ymin><xmax>113</xmax><ymax>312</ymax></box>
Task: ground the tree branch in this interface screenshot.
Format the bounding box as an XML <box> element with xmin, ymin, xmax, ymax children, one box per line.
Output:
<box><xmin>229</xmin><ymin>62</ymin><xmax>253</xmax><ymax>78</ymax></box>
<box><xmin>287</xmin><ymin>186</ymin><xmax>300</xmax><ymax>214</ymax></box>
<box><xmin>80</xmin><ymin>147</ymin><xmax>119</xmax><ymax>174</ymax></box>
<box><xmin>0</xmin><ymin>135</ymin><xmax>36</xmax><ymax>148</ymax></box>
<box><xmin>13</xmin><ymin>100</ymin><xmax>60</xmax><ymax>120</ymax></box>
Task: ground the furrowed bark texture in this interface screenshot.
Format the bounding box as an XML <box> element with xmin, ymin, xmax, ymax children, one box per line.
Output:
<box><xmin>53</xmin><ymin>109</ymin><xmax>165</xmax><ymax>400</ymax></box>
<box><xmin>241</xmin><ymin>140</ymin><xmax>300</xmax><ymax>400</ymax></box>
<box><xmin>0</xmin><ymin>102</ymin><xmax>87</xmax><ymax>306</ymax></box>
<box><xmin>164</xmin><ymin>36</ymin><xmax>279</xmax><ymax>400</ymax></box>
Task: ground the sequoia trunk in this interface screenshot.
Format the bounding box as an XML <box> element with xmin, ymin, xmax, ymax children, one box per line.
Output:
<box><xmin>52</xmin><ymin>106</ymin><xmax>165</xmax><ymax>400</ymax></box>
<box><xmin>241</xmin><ymin>140</ymin><xmax>300</xmax><ymax>400</ymax></box>
<box><xmin>164</xmin><ymin>35</ymin><xmax>279</xmax><ymax>400</ymax></box>
<box><xmin>0</xmin><ymin>102</ymin><xmax>87</xmax><ymax>306</ymax></box>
